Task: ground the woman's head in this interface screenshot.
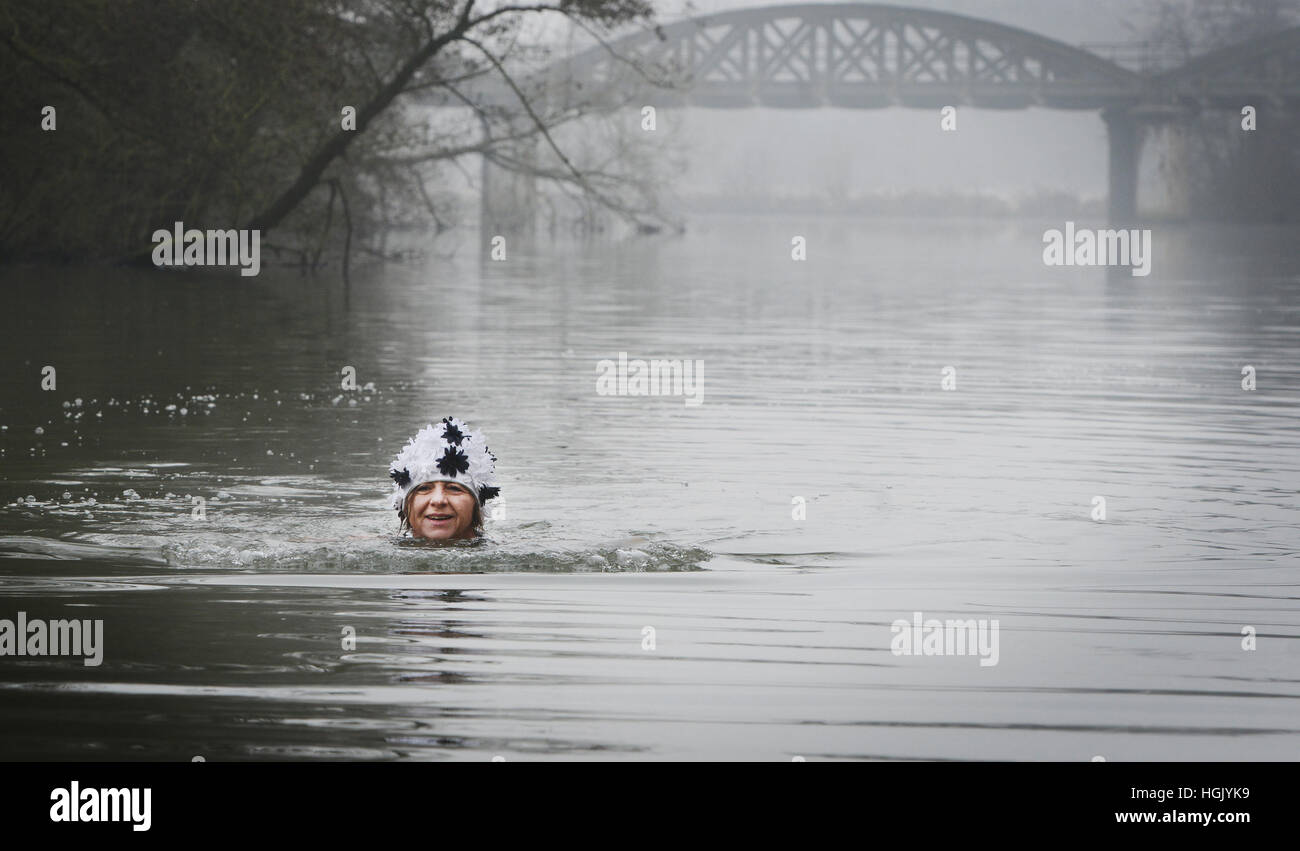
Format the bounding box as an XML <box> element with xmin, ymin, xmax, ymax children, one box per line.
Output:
<box><xmin>389</xmin><ymin>416</ymin><xmax>500</xmax><ymax>540</ymax></box>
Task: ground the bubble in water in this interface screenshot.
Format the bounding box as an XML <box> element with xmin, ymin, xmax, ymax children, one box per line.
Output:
<box><xmin>123</xmin><ymin>489</ymin><xmax>141</xmax><ymax>500</ymax></box>
<box><xmin>86</xmin><ymin>498</ymin><xmax>96</xmax><ymax>506</ymax></box>
<box><xmin>34</xmin><ymin>427</ymin><xmax>44</xmax><ymax>435</ymax></box>
<box><xmin>62</xmin><ymin>492</ymin><xmax>71</xmax><ymax>500</ymax></box>
<box><xmin>25</xmin><ymin>495</ymin><xmax>36</xmax><ymax>504</ymax></box>
<box><xmin>217</xmin><ymin>491</ymin><xmax>232</xmax><ymax>500</ymax></box>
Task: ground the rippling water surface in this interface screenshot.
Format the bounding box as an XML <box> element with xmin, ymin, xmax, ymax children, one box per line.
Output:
<box><xmin>1</xmin><ymin>216</ymin><xmax>1297</xmax><ymax>760</ymax></box>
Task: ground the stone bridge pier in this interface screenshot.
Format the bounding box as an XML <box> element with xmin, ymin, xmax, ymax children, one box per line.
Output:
<box><xmin>1102</xmin><ymin>108</ymin><xmax>1141</xmax><ymax>225</ymax></box>
<box><xmin>1103</xmin><ymin>104</ymin><xmax>1203</xmax><ymax>223</ymax></box>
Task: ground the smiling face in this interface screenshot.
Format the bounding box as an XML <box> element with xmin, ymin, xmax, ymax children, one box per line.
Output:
<box><xmin>405</xmin><ymin>481</ymin><xmax>479</xmax><ymax>541</ymax></box>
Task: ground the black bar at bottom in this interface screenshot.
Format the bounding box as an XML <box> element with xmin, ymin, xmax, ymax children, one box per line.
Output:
<box><xmin>1</xmin><ymin>762</ymin><xmax>1280</xmax><ymax>837</ymax></box>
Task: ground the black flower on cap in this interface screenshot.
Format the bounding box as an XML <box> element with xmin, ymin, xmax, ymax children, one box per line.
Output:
<box><xmin>390</xmin><ymin>467</ymin><xmax>411</xmax><ymax>487</ymax></box>
<box><xmin>478</xmin><ymin>485</ymin><xmax>500</xmax><ymax>503</ymax></box>
<box><xmin>441</xmin><ymin>418</ymin><xmax>466</xmax><ymax>446</ymax></box>
<box><xmin>436</xmin><ymin>446</ymin><xmax>470</xmax><ymax>477</ymax></box>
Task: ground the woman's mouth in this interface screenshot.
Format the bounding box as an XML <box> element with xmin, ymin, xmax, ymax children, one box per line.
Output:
<box><xmin>423</xmin><ymin>514</ymin><xmax>455</xmax><ymax>523</ymax></box>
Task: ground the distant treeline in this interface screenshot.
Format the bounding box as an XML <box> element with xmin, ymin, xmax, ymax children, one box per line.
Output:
<box><xmin>0</xmin><ymin>0</ymin><xmax>655</xmax><ymax>266</ymax></box>
<box><xmin>677</xmin><ymin>190</ymin><xmax>1106</xmax><ymax>220</ymax></box>
<box><xmin>2</xmin><ymin>1</ymin><xmax>387</xmax><ymax>264</ymax></box>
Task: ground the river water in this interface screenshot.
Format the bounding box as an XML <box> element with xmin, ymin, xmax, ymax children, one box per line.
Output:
<box><xmin>1</xmin><ymin>215</ymin><xmax>1297</xmax><ymax>760</ymax></box>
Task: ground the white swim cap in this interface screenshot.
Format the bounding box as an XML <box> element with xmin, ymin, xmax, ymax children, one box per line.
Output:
<box><xmin>388</xmin><ymin>417</ymin><xmax>500</xmax><ymax>512</ymax></box>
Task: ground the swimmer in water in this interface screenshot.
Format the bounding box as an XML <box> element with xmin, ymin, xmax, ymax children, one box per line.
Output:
<box><xmin>388</xmin><ymin>416</ymin><xmax>500</xmax><ymax>541</ymax></box>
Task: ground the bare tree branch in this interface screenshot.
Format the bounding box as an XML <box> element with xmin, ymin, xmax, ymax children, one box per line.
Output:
<box><xmin>459</xmin><ymin>33</ymin><xmax>655</xmax><ymax>229</ymax></box>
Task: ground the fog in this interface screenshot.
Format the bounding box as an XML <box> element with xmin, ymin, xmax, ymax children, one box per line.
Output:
<box><xmin>495</xmin><ymin>0</ymin><xmax>1196</xmax><ymax>213</ymax></box>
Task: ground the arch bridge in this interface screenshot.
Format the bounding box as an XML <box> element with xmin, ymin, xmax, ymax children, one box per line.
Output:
<box><xmin>441</xmin><ymin>3</ymin><xmax>1300</xmax><ymax>228</ymax></box>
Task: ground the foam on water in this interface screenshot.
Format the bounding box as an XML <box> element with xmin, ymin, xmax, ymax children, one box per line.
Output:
<box><xmin>0</xmin><ymin>479</ymin><xmax>712</xmax><ymax>573</ymax></box>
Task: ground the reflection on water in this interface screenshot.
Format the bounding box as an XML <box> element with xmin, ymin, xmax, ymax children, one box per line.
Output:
<box><xmin>0</xmin><ymin>216</ymin><xmax>1297</xmax><ymax>760</ymax></box>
